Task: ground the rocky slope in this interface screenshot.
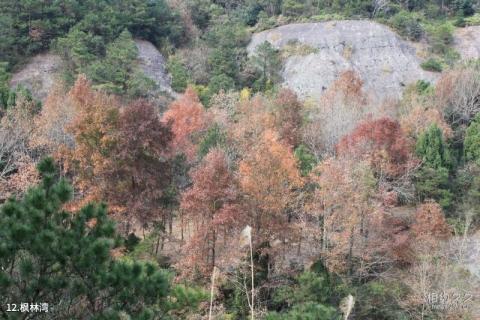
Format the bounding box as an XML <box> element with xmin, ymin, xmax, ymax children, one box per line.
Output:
<box><xmin>248</xmin><ymin>20</ymin><xmax>437</xmax><ymax>102</ymax></box>
<box><xmin>10</xmin><ymin>40</ymin><xmax>172</xmax><ymax>101</ymax></box>
<box><xmin>10</xmin><ymin>54</ymin><xmax>64</xmax><ymax>101</ymax></box>
<box><xmin>134</xmin><ymin>39</ymin><xmax>172</xmax><ymax>95</ymax></box>
<box><xmin>454</xmin><ymin>25</ymin><xmax>480</xmax><ymax>60</ymax></box>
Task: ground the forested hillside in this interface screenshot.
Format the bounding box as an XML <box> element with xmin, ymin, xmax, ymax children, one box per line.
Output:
<box><xmin>1</xmin><ymin>0</ymin><xmax>480</xmax><ymax>319</ymax></box>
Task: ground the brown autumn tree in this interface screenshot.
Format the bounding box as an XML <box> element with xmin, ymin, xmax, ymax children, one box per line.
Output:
<box><xmin>64</xmin><ymin>75</ymin><xmax>120</xmax><ymax>201</ymax></box>
<box><xmin>161</xmin><ymin>87</ymin><xmax>208</xmax><ymax>160</ymax></box>
<box><xmin>411</xmin><ymin>201</ymin><xmax>451</xmax><ymax>251</ymax></box>
<box><xmin>30</xmin><ymin>83</ymin><xmax>76</xmax><ymax>157</ymax></box>
<box><xmin>109</xmin><ymin>100</ymin><xmax>173</xmax><ymax>225</ymax></box>
<box><xmin>228</xmin><ymin>89</ymin><xmax>303</xmax><ymax>163</ymax></box>
<box><xmin>270</xmin><ymin>88</ymin><xmax>303</xmax><ymax>147</ymax></box>
<box><xmin>336</xmin><ymin>117</ymin><xmax>419</xmax><ymax>205</ymax></box>
<box><xmin>239</xmin><ymin>130</ymin><xmax>302</xmax><ymax>250</ymax></box>
<box><xmin>230</xmin><ymin>94</ymin><xmax>275</xmax><ymax>153</ymax></box>
<box><xmin>303</xmin><ymin>70</ymin><xmax>369</xmax><ymax>158</ymax></box>
<box><xmin>400</xmin><ymin>104</ymin><xmax>452</xmax><ymax>140</ymax></box>
<box><xmin>309</xmin><ymin>157</ymin><xmax>385</xmax><ymax>277</ymax></box>
<box><xmin>0</xmin><ymin>94</ymin><xmax>36</xmax><ymax>181</ymax></box>
<box><xmin>65</xmin><ymin>76</ymin><xmax>173</xmax><ymax>229</ymax></box>
<box><xmin>0</xmin><ymin>93</ymin><xmax>39</xmax><ymax>204</ymax></box>
<box><xmin>179</xmin><ymin>148</ymin><xmax>241</xmax><ymax>278</ymax></box>
<box><xmin>435</xmin><ymin>66</ymin><xmax>480</xmax><ymax>129</ymax></box>
<box><xmin>337</xmin><ymin>117</ymin><xmax>413</xmax><ymax>176</ymax></box>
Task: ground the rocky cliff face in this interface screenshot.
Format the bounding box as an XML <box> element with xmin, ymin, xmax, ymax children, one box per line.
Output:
<box><xmin>10</xmin><ymin>40</ymin><xmax>172</xmax><ymax>101</ymax></box>
<box><xmin>248</xmin><ymin>20</ymin><xmax>437</xmax><ymax>102</ymax></box>
<box><xmin>134</xmin><ymin>39</ymin><xmax>173</xmax><ymax>95</ymax></box>
<box><xmin>10</xmin><ymin>54</ymin><xmax>63</xmax><ymax>101</ymax></box>
<box><xmin>454</xmin><ymin>26</ymin><xmax>480</xmax><ymax>60</ymax></box>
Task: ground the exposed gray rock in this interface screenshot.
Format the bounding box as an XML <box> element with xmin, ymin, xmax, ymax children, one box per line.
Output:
<box><xmin>454</xmin><ymin>26</ymin><xmax>480</xmax><ymax>60</ymax></box>
<box><xmin>10</xmin><ymin>40</ymin><xmax>172</xmax><ymax>101</ymax></box>
<box><xmin>134</xmin><ymin>39</ymin><xmax>172</xmax><ymax>94</ymax></box>
<box><xmin>10</xmin><ymin>53</ymin><xmax>63</xmax><ymax>101</ymax></box>
<box><xmin>248</xmin><ymin>20</ymin><xmax>437</xmax><ymax>102</ymax></box>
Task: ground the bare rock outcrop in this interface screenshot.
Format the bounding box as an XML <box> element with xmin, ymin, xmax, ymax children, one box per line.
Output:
<box><xmin>454</xmin><ymin>26</ymin><xmax>480</xmax><ymax>60</ymax></box>
<box><xmin>248</xmin><ymin>20</ymin><xmax>437</xmax><ymax>102</ymax></box>
<box><xmin>10</xmin><ymin>54</ymin><xmax>63</xmax><ymax>101</ymax></box>
<box><xmin>10</xmin><ymin>40</ymin><xmax>172</xmax><ymax>101</ymax></box>
<box><xmin>134</xmin><ymin>39</ymin><xmax>173</xmax><ymax>95</ymax></box>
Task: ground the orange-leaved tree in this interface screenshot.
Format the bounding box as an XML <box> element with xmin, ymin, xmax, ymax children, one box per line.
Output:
<box><xmin>162</xmin><ymin>87</ymin><xmax>208</xmax><ymax>161</ymax></box>
<box><xmin>239</xmin><ymin>130</ymin><xmax>302</xmax><ymax>249</ymax></box>
<box><xmin>64</xmin><ymin>75</ymin><xmax>173</xmax><ymax>228</ymax></box>
<box><xmin>64</xmin><ymin>75</ymin><xmax>120</xmax><ymax>200</ymax></box>
<box><xmin>337</xmin><ymin>117</ymin><xmax>418</xmax><ymax>205</ymax></box>
<box><xmin>309</xmin><ymin>157</ymin><xmax>380</xmax><ymax>277</ymax></box>
<box><xmin>179</xmin><ymin>148</ymin><xmax>241</xmax><ymax>278</ymax></box>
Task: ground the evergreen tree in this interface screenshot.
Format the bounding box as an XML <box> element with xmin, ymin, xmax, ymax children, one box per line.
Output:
<box><xmin>464</xmin><ymin>113</ymin><xmax>480</xmax><ymax>164</ymax></box>
<box><xmin>294</xmin><ymin>144</ymin><xmax>317</xmax><ymax>176</ymax></box>
<box><xmin>415</xmin><ymin>124</ymin><xmax>453</xmax><ymax>208</ymax></box>
<box><xmin>198</xmin><ymin>124</ymin><xmax>227</xmax><ymax>158</ymax></box>
<box><xmin>87</xmin><ymin>30</ymin><xmax>155</xmax><ymax>97</ymax></box>
<box><xmin>0</xmin><ymin>158</ymin><xmax>204</xmax><ymax>319</ymax></box>
<box><xmin>168</xmin><ymin>57</ymin><xmax>190</xmax><ymax>92</ymax></box>
<box><xmin>416</xmin><ymin>124</ymin><xmax>452</xmax><ymax>169</ymax></box>
<box><xmin>250</xmin><ymin>41</ymin><xmax>282</xmax><ymax>92</ymax></box>
<box><xmin>266</xmin><ymin>270</ymin><xmax>338</xmax><ymax>319</ymax></box>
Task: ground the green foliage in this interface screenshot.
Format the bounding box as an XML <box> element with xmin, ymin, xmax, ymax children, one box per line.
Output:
<box><xmin>125</xmin><ymin>233</ymin><xmax>141</xmax><ymax>252</ymax></box>
<box><xmin>1</xmin><ymin>0</ymin><xmax>184</xmax><ymax>70</ymax></box>
<box><xmin>188</xmin><ymin>0</ymin><xmax>221</xmax><ymax>29</ymax></box>
<box><xmin>209</xmin><ymin>74</ymin><xmax>236</xmax><ymax>94</ymax></box>
<box><xmin>0</xmin><ymin>63</ymin><xmax>14</xmax><ymax>110</ymax></box>
<box><xmin>389</xmin><ymin>11</ymin><xmax>424</xmax><ymax>41</ymax></box>
<box><xmin>415</xmin><ymin>125</ymin><xmax>454</xmax><ymax>208</ymax></box>
<box><xmin>199</xmin><ymin>124</ymin><xmax>227</xmax><ymax>158</ymax></box>
<box><xmin>455</xmin><ymin>163</ymin><xmax>480</xmax><ymax>225</ymax></box>
<box><xmin>457</xmin><ymin>0</ymin><xmax>475</xmax><ymax>16</ymax></box>
<box><xmin>416</xmin><ymin>124</ymin><xmax>452</xmax><ymax>169</ymax></box>
<box><xmin>266</xmin><ymin>270</ymin><xmax>339</xmax><ymax>319</ymax></box>
<box><xmin>0</xmin><ymin>158</ymin><xmax>205</xmax><ymax>318</ymax></box>
<box><xmin>415</xmin><ymin>166</ymin><xmax>453</xmax><ymax>208</ymax></box>
<box><xmin>427</xmin><ymin>23</ymin><xmax>454</xmax><ymax>55</ymax></box>
<box><xmin>87</xmin><ymin>30</ymin><xmax>155</xmax><ymax>97</ymax></box>
<box><xmin>355</xmin><ymin>281</ymin><xmax>409</xmax><ymax>319</ymax></box>
<box><xmin>294</xmin><ymin>144</ymin><xmax>317</xmax><ymax>176</ymax></box>
<box><xmin>421</xmin><ymin>58</ymin><xmax>443</xmax><ymax>72</ymax></box>
<box><xmin>250</xmin><ymin>41</ymin><xmax>282</xmax><ymax>92</ymax></box>
<box><xmin>464</xmin><ymin>113</ymin><xmax>480</xmax><ymax>164</ymax></box>
<box><xmin>415</xmin><ymin>79</ymin><xmax>432</xmax><ymax>94</ymax></box>
<box><xmin>168</xmin><ymin>57</ymin><xmax>190</xmax><ymax>92</ymax></box>
<box><xmin>265</xmin><ymin>302</ymin><xmax>339</xmax><ymax>319</ymax></box>
<box><xmin>205</xmin><ymin>22</ymin><xmax>250</xmax><ymax>93</ymax></box>
<box><xmin>464</xmin><ymin>12</ymin><xmax>480</xmax><ymax>25</ymax></box>
<box><xmin>282</xmin><ymin>0</ymin><xmax>306</xmax><ymax>17</ymax></box>
<box><xmin>192</xmin><ymin>84</ymin><xmax>213</xmax><ymax>106</ymax></box>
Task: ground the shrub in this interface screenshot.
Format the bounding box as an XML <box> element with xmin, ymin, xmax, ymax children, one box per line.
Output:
<box><xmin>421</xmin><ymin>58</ymin><xmax>443</xmax><ymax>72</ymax></box>
<box><xmin>389</xmin><ymin>11</ymin><xmax>424</xmax><ymax>41</ymax></box>
<box><xmin>416</xmin><ymin>80</ymin><xmax>432</xmax><ymax>93</ymax></box>
<box><xmin>428</xmin><ymin>23</ymin><xmax>454</xmax><ymax>55</ymax></box>
<box><xmin>167</xmin><ymin>56</ymin><xmax>189</xmax><ymax>92</ymax></box>
<box><xmin>465</xmin><ymin>13</ymin><xmax>480</xmax><ymax>25</ymax></box>
<box><xmin>282</xmin><ymin>0</ymin><xmax>306</xmax><ymax>17</ymax></box>
<box><xmin>465</xmin><ymin>113</ymin><xmax>480</xmax><ymax>164</ymax></box>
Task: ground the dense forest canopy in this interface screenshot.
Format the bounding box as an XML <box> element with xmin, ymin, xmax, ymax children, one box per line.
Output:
<box><xmin>1</xmin><ymin>0</ymin><xmax>480</xmax><ymax>319</ymax></box>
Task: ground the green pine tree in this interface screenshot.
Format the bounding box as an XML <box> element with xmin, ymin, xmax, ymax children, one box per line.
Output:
<box><xmin>414</xmin><ymin>124</ymin><xmax>453</xmax><ymax>208</ymax></box>
<box><xmin>464</xmin><ymin>113</ymin><xmax>480</xmax><ymax>164</ymax></box>
<box><xmin>294</xmin><ymin>144</ymin><xmax>317</xmax><ymax>176</ymax></box>
<box><xmin>415</xmin><ymin>124</ymin><xmax>452</xmax><ymax>169</ymax></box>
<box><xmin>0</xmin><ymin>158</ymin><xmax>205</xmax><ymax>319</ymax></box>
<box><xmin>250</xmin><ymin>41</ymin><xmax>282</xmax><ymax>92</ymax></box>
